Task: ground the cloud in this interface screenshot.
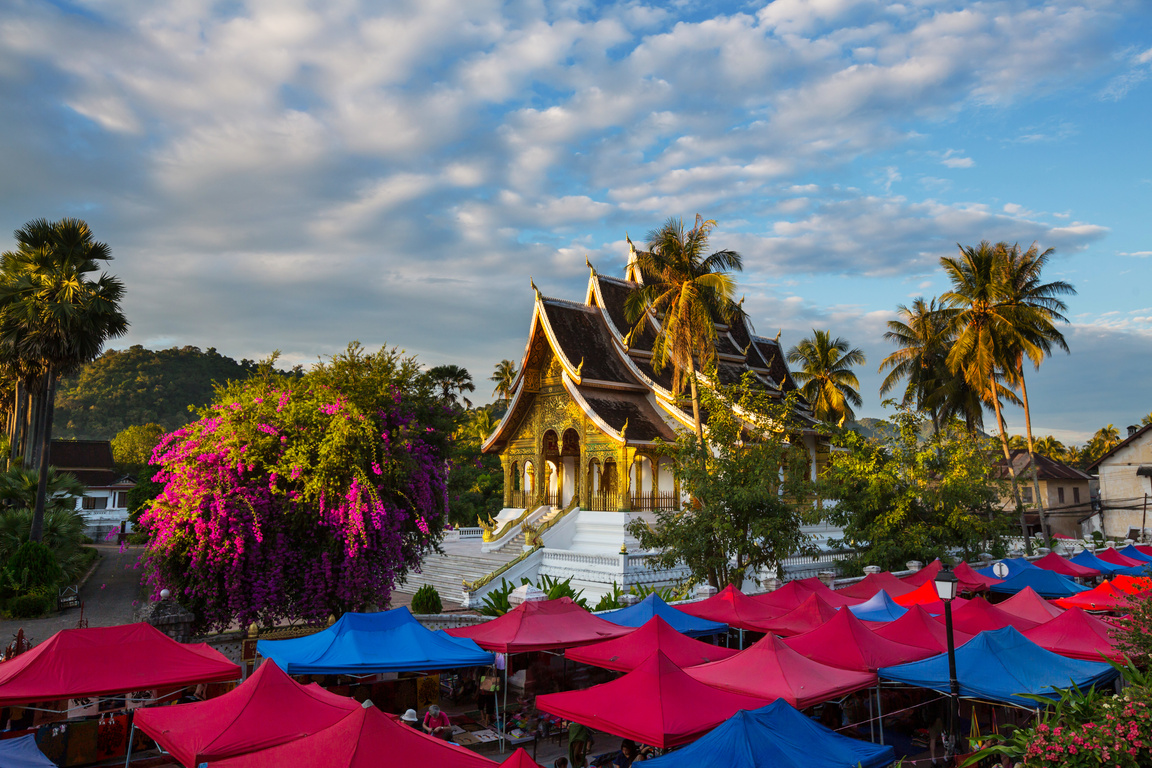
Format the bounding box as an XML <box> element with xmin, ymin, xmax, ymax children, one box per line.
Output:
<box><xmin>1120</xmin><ymin>251</ymin><xmax>1152</xmax><ymax>258</ymax></box>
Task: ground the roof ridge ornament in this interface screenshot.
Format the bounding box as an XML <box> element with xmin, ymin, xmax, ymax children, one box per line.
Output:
<box><xmin>620</xmin><ymin>418</ymin><xmax>629</xmax><ymax>443</ymax></box>
<box><xmin>531</xmin><ymin>277</ymin><xmax>541</xmax><ymax>299</ymax></box>
<box><xmin>774</xmin><ymin>329</ymin><xmax>781</xmax><ymax>342</ymax></box>
<box><xmin>586</xmin><ymin>255</ymin><xmax>595</xmax><ymax>274</ymax></box>
<box><xmin>576</xmin><ymin>357</ymin><xmax>584</xmax><ymax>378</ymax></box>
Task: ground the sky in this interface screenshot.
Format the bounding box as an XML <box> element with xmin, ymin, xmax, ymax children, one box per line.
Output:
<box><xmin>1</xmin><ymin>0</ymin><xmax>1150</xmax><ymax>444</ymax></box>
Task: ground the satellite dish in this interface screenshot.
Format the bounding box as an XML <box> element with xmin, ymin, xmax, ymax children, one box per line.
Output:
<box><xmin>992</xmin><ymin>561</ymin><xmax>1010</xmax><ymax>579</ymax></box>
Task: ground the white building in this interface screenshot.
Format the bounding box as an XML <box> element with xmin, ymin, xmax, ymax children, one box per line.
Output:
<box><xmin>49</xmin><ymin>440</ymin><xmax>136</xmax><ymax>540</ymax></box>
<box><xmin>1088</xmin><ymin>424</ymin><xmax>1152</xmax><ymax>540</ymax></box>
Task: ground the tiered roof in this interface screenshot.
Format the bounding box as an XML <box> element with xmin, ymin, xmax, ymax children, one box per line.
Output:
<box><xmin>484</xmin><ymin>259</ymin><xmax>813</xmax><ymax>453</ymax></box>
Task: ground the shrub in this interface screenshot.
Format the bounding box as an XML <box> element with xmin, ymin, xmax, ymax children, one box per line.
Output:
<box><xmin>5</xmin><ymin>585</ymin><xmax>58</xmax><ymax>618</ymax></box>
<box><xmin>4</xmin><ymin>541</ymin><xmax>63</xmax><ymax>592</ymax></box>
<box><xmin>411</xmin><ymin>584</ymin><xmax>443</xmax><ymax>614</ymax></box>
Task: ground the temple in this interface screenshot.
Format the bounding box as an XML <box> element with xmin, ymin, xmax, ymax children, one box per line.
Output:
<box><xmin>397</xmin><ymin>250</ymin><xmax>836</xmax><ymax>607</ymax></box>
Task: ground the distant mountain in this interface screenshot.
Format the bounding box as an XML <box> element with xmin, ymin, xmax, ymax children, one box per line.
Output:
<box><xmin>54</xmin><ymin>345</ymin><xmax>260</xmax><ymax>439</ymax></box>
<box><xmin>851</xmin><ymin>418</ymin><xmax>895</xmax><ymax>440</ymax></box>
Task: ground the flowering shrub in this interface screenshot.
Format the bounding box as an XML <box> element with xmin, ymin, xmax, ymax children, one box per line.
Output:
<box><xmin>140</xmin><ymin>367</ymin><xmax>448</xmax><ymax>632</ymax></box>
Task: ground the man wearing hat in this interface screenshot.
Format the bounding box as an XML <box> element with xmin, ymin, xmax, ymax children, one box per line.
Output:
<box><xmin>423</xmin><ymin>705</ymin><xmax>453</xmax><ymax>741</ymax></box>
<box><xmin>400</xmin><ymin>709</ymin><xmax>419</xmax><ymax>729</ymax></box>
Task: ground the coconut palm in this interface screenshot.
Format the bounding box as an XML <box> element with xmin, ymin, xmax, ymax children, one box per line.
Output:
<box><xmin>787</xmin><ymin>330</ymin><xmax>866</xmax><ymax>427</ymax></box>
<box><xmin>1142</xmin><ymin>412</ymin><xmax>1152</xmax><ymax>427</ymax></box>
<box><xmin>939</xmin><ymin>241</ymin><xmax>1033</xmax><ymax>545</ymax></box>
<box><xmin>879</xmin><ymin>297</ymin><xmax>953</xmax><ymax>432</ymax></box>
<box><xmin>1093</xmin><ymin>424</ymin><xmax>1120</xmax><ymax>450</ymax></box>
<box><xmin>1033</xmin><ymin>435</ymin><xmax>1067</xmax><ymax>458</ymax></box>
<box><xmin>996</xmin><ymin>242</ymin><xmax>1075</xmax><ymax>546</ymax></box>
<box><xmin>624</xmin><ymin>215</ymin><xmax>743</xmax><ymax>441</ymax></box>
<box><xmin>0</xmin><ymin>218</ymin><xmax>127</xmax><ymax>542</ymax></box>
<box><xmin>490</xmin><ymin>359</ymin><xmax>518</xmax><ymax>401</ymax></box>
<box><xmin>428</xmin><ymin>364</ymin><xmax>475</xmax><ymax>408</ymax></box>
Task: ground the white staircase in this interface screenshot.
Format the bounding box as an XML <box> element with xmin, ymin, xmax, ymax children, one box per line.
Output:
<box><xmin>394</xmin><ymin>540</ymin><xmax>524</xmax><ymax>606</ymax></box>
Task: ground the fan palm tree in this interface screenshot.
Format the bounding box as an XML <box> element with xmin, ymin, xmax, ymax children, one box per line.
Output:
<box><xmin>0</xmin><ymin>218</ymin><xmax>127</xmax><ymax>542</ymax></box>
<box><xmin>624</xmin><ymin>215</ymin><xmax>743</xmax><ymax>441</ymax></box>
<box><xmin>879</xmin><ymin>297</ymin><xmax>952</xmax><ymax>432</ymax></box>
<box><xmin>787</xmin><ymin>330</ymin><xmax>866</xmax><ymax>427</ymax></box>
<box><xmin>428</xmin><ymin>364</ymin><xmax>475</xmax><ymax>408</ymax></box>
<box><xmin>490</xmin><ymin>360</ymin><xmax>518</xmax><ymax>401</ymax></box>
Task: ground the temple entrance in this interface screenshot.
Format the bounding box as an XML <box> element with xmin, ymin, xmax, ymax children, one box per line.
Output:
<box><xmin>560</xmin><ymin>428</ymin><xmax>579</xmax><ymax>508</ymax></box>
<box><xmin>587</xmin><ymin>458</ymin><xmax>618</xmax><ymax>510</ymax></box>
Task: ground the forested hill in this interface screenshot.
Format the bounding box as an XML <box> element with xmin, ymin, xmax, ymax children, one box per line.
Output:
<box><xmin>55</xmin><ymin>345</ymin><xmax>259</xmax><ymax>439</ymax></box>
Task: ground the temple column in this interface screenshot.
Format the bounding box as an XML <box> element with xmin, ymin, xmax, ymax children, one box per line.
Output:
<box><xmin>617</xmin><ymin>444</ymin><xmax>632</xmax><ymax>511</ymax></box>
<box><xmin>535</xmin><ymin>448</ymin><xmax>546</xmax><ymax>507</ymax></box>
<box><xmin>500</xmin><ymin>455</ymin><xmax>512</xmax><ymax>507</ymax></box>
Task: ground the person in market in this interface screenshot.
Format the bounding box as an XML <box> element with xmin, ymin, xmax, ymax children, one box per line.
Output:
<box><xmin>423</xmin><ymin>704</ymin><xmax>453</xmax><ymax>741</ymax></box>
<box><xmin>568</xmin><ymin>719</ymin><xmax>593</xmax><ymax>767</ymax></box>
<box><xmin>400</xmin><ymin>709</ymin><xmax>420</xmax><ymax>729</ymax></box>
<box><xmin>610</xmin><ymin>738</ymin><xmax>653</xmax><ymax>766</ymax></box>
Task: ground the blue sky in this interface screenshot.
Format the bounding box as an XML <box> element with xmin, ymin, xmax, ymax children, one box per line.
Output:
<box><xmin>1</xmin><ymin>0</ymin><xmax>1149</xmax><ymax>443</ymax></box>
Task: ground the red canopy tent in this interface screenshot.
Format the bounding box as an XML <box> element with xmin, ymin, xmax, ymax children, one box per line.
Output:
<box><xmin>1023</xmin><ymin>608</ymin><xmax>1125</xmax><ymax>663</ymax></box>
<box><xmin>1134</xmin><ymin>544</ymin><xmax>1152</xmax><ymax>557</ymax></box>
<box><xmin>1111</xmin><ymin>575</ymin><xmax>1152</xmax><ymax>594</ymax></box>
<box><xmin>0</xmin><ymin>623</ymin><xmax>239</xmax><ymax>707</ymax></box>
<box><xmin>134</xmin><ymin>661</ymin><xmax>360</xmax><ymax>767</ymax></box>
<box><xmin>753</xmin><ymin>579</ymin><xmax>863</xmax><ymax>611</ymax></box>
<box><xmin>535</xmin><ymin>651</ymin><xmax>770</xmax><ymax>748</ymax></box>
<box><xmin>901</xmin><ymin>560</ymin><xmax>1000</xmax><ymax>592</ymax></box>
<box><xmin>564</xmin><ymin>616</ymin><xmax>737</xmax><ymax>672</ymax></box>
<box><xmin>871</xmin><ymin>605</ymin><xmax>973</xmax><ymax>653</ymax></box>
<box><xmin>995</xmin><ymin>587</ymin><xmax>1065</xmax><ymax>625</ymax></box>
<box><xmin>932</xmin><ymin>596</ymin><xmax>1039</xmax><ymax>635</ymax></box>
<box><xmin>444</xmin><ymin>598</ymin><xmax>631</xmax><ymax>652</ymax></box>
<box><xmin>759</xmin><ymin>593</ymin><xmax>841</xmax><ymax>637</ymax></box>
<box><xmin>684</xmin><ymin>633</ymin><xmax>876</xmax><ymax>709</ymax></box>
<box><xmin>1095</xmin><ymin>548</ymin><xmax>1146</xmax><ymax>568</ymax></box>
<box><xmin>499</xmin><ymin>748</ymin><xmax>545</xmax><ymax>768</ymax></box>
<box><xmin>1032</xmin><ymin>552</ymin><xmax>1100</xmax><ymax>578</ymax></box>
<box><xmin>891</xmin><ymin>581</ymin><xmax>970</xmax><ymax>614</ymax></box>
<box><xmin>783</xmin><ymin>610</ymin><xmax>935</xmax><ymax>672</ymax></box>
<box><xmin>835</xmin><ymin>572</ymin><xmax>917</xmax><ymax>600</ymax></box>
<box><xmin>1053</xmin><ymin>581</ymin><xmax>1132</xmax><ymax>611</ymax></box>
<box><xmin>675</xmin><ymin>585</ymin><xmax>784</xmax><ymax>632</ymax></box>
<box><xmin>208</xmin><ymin>704</ymin><xmax>495</xmax><ymax>768</ymax></box>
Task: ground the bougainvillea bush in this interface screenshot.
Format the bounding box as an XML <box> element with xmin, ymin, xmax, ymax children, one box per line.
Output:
<box><xmin>140</xmin><ymin>345</ymin><xmax>451</xmax><ymax>632</ymax></box>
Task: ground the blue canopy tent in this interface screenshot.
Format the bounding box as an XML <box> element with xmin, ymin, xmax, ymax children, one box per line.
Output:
<box><xmin>879</xmin><ymin>627</ymin><xmax>1117</xmax><ymax>708</ymax></box>
<box><xmin>1071</xmin><ymin>550</ymin><xmax>1145</xmax><ymax>576</ymax></box>
<box><xmin>257</xmin><ymin>607</ymin><xmax>495</xmax><ymax>674</ymax></box>
<box><xmin>1119</xmin><ymin>545</ymin><xmax>1152</xmax><ymax>564</ymax></box>
<box><xmin>976</xmin><ymin>558</ymin><xmax>1038</xmax><ymax>580</ymax></box>
<box><xmin>987</xmin><ymin>569</ymin><xmax>1089</xmax><ymax>598</ymax></box>
<box><xmin>598</xmin><ymin>594</ymin><xmax>727</xmax><ymax>638</ymax></box>
<box><xmin>0</xmin><ymin>735</ymin><xmax>57</xmax><ymax>768</ymax></box>
<box><xmin>848</xmin><ymin>590</ymin><xmax>908</xmax><ymax>622</ymax></box>
<box><xmin>641</xmin><ymin>699</ymin><xmax>895</xmax><ymax>768</ymax></box>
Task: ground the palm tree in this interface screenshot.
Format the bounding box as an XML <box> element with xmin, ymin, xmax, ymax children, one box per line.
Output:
<box><xmin>1033</xmin><ymin>435</ymin><xmax>1066</xmax><ymax>458</ymax></box>
<box><xmin>1007</xmin><ymin>434</ymin><xmax>1029</xmax><ymax>450</ymax></box>
<box><xmin>787</xmin><ymin>330</ymin><xmax>866</xmax><ymax>427</ymax></box>
<box><xmin>879</xmin><ymin>297</ymin><xmax>952</xmax><ymax>432</ymax></box>
<box><xmin>1142</xmin><ymin>412</ymin><xmax>1152</xmax><ymax>427</ymax></box>
<box><xmin>490</xmin><ymin>360</ymin><xmax>518</xmax><ymax>401</ymax></box>
<box><xmin>998</xmin><ymin>242</ymin><xmax>1075</xmax><ymax>548</ymax></box>
<box><xmin>1093</xmin><ymin>424</ymin><xmax>1120</xmax><ymax>450</ymax></box>
<box><xmin>624</xmin><ymin>216</ymin><xmax>743</xmax><ymax>441</ymax></box>
<box><xmin>428</xmin><ymin>364</ymin><xmax>475</xmax><ymax>408</ymax></box>
<box><xmin>0</xmin><ymin>218</ymin><xmax>127</xmax><ymax>543</ymax></box>
<box><xmin>939</xmin><ymin>241</ymin><xmax>1031</xmax><ymax>546</ymax></box>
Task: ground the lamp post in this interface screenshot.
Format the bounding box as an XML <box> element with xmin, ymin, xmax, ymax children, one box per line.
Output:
<box><xmin>934</xmin><ymin>565</ymin><xmax>962</xmax><ymax>760</ymax></box>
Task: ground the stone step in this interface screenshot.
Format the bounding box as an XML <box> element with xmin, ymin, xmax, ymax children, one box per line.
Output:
<box><xmin>394</xmin><ymin>541</ymin><xmax>525</xmax><ymax>604</ymax></box>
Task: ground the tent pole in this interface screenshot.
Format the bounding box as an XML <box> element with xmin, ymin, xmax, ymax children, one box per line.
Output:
<box><xmin>739</xmin><ymin>628</ymin><xmax>744</xmax><ymax>650</ymax></box>
<box><xmin>502</xmin><ymin>658</ymin><xmax>510</xmax><ymax>754</ymax></box>
<box><xmin>876</xmin><ymin>685</ymin><xmax>885</xmax><ymax>745</ymax></box>
<box><xmin>123</xmin><ymin>722</ymin><xmax>136</xmax><ymax>768</ymax></box>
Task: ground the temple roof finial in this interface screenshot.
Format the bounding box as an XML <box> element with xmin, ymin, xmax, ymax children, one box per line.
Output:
<box><xmin>530</xmin><ymin>277</ymin><xmax>540</xmax><ymax>299</ymax></box>
<box><xmin>620</xmin><ymin>418</ymin><xmax>629</xmax><ymax>443</ymax></box>
<box><xmin>775</xmin><ymin>329</ymin><xmax>782</xmax><ymax>342</ymax></box>
<box><xmin>586</xmin><ymin>255</ymin><xmax>595</xmax><ymax>274</ymax></box>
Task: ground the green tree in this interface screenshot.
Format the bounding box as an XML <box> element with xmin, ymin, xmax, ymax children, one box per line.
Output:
<box><xmin>1142</xmin><ymin>412</ymin><xmax>1152</xmax><ymax>427</ymax></box>
<box><xmin>0</xmin><ymin>467</ymin><xmax>90</xmax><ymax>581</ymax></box>
<box><xmin>428</xmin><ymin>364</ymin><xmax>475</xmax><ymax>409</ymax></box>
<box><xmin>490</xmin><ymin>359</ymin><xmax>518</xmax><ymax>401</ymax></box>
<box><xmin>787</xmin><ymin>330</ymin><xmax>866</xmax><ymax>427</ymax></box>
<box><xmin>111</xmin><ymin>423</ymin><xmax>166</xmax><ymax>470</ymax></box>
<box><xmin>1033</xmin><ymin>435</ymin><xmax>1066</xmax><ymax>459</ymax></box>
<box><xmin>624</xmin><ymin>216</ymin><xmax>743</xmax><ymax>441</ymax></box>
<box><xmin>823</xmin><ymin>405</ymin><xmax>1012</xmax><ymax>573</ymax></box>
<box><xmin>0</xmin><ymin>219</ymin><xmax>128</xmax><ymax>542</ymax></box>
<box><xmin>446</xmin><ymin>405</ymin><xmax>504</xmax><ymax>527</ymax></box>
<box><xmin>50</xmin><ymin>345</ymin><xmax>261</xmax><ymax>439</ymax></box>
<box><xmin>627</xmin><ymin>372</ymin><xmax>819</xmax><ymax>589</ymax></box>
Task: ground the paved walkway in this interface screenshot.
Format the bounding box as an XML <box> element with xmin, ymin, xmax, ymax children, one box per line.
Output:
<box><xmin>0</xmin><ymin>542</ymin><xmax>147</xmax><ymax>645</ymax></box>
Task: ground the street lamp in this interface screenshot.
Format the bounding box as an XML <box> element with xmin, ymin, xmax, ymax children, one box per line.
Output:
<box><xmin>934</xmin><ymin>566</ymin><xmax>962</xmax><ymax>760</ymax></box>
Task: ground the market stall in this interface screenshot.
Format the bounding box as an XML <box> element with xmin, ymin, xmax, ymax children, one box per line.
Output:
<box><xmin>848</xmin><ymin>591</ymin><xmax>907</xmax><ymax>623</ymax></box>
<box><xmin>597</xmin><ymin>594</ymin><xmax>727</xmax><ymax>638</ymax></box>
<box><xmin>1022</xmin><ymin>608</ymin><xmax>1126</xmax><ymax>662</ymax></box>
<box><xmin>994</xmin><ymin>587</ymin><xmax>1064</xmax><ymax>624</ymax></box>
<box><xmin>835</xmin><ymin>572</ymin><xmax>917</xmax><ymax>600</ymax></box>
<box><xmin>564</xmin><ymin>616</ymin><xmax>737</xmax><ymax>672</ymax></box>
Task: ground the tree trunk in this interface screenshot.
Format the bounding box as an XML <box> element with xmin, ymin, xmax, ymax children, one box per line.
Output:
<box><xmin>1016</xmin><ymin>361</ymin><xmax>1050</xmax><ymax>549</ymax></box>
<box><xmin>30</xmin><ymin>369</ymin><xmax>57</xmax><ymax>544</ymax></box>
<box><xmin>990</xmin><ymin>375</ymin><xmax>1030</xmax><ymax>555</ymax></box>
<box><xmin>24</xmin><ymin>380</ymin><xmax>42</xmax><ymax>470</ymax></box>
<box><xmin>689</xmin><ymin>359</ymin><xmax>703</xmax><ymax>443</ymax></box>
<box><xmin>8</xmin><ymin>379</ymin><xmax>25</xmax><ymax>471</ymax></box>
